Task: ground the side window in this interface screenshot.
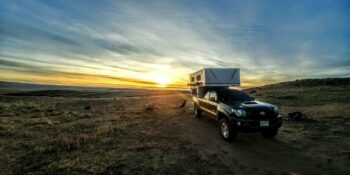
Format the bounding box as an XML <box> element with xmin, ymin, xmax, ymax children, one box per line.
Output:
<box><xmin>204</xmin><ymin>91</ymin><xmax>210</xmax><ymax>100</ymax></box>
<box><xmin>209</xmin><ymin>92</ymin><xmax>217</xmax><ymax>101</ymax></box>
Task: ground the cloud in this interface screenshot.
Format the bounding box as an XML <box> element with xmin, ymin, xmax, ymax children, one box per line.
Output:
<box><xmin>0</xmin><ymin>0</ymin><xmax>349</xmax><ymax>87</ymax></box>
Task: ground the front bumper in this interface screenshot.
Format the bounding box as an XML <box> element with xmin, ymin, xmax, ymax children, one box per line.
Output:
<box><xmin>231</xmin><ymin>117</ymin><xmax>282</xmax><ymax>132</ymax></box>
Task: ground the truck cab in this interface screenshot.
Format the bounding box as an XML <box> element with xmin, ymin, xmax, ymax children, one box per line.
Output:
<box><xmin>193</xmin><ymin>89</ymin><xmax>282</xmax><ymax>141</ymax></box>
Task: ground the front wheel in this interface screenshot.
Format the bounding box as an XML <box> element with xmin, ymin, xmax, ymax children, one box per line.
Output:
<box><xmin>194</xmin><ymin>104</ymin><xmax>202</xmax><ymax>118</ymax></box>
<box><xmin>261</xmin><ymin>128</ymin><xmax>278</xmax><ymax>138</ymax></box>
<box><xmin>219</xmin><ymin>118</ymin><xmax>236</xmax><ymax>142</ymax></box>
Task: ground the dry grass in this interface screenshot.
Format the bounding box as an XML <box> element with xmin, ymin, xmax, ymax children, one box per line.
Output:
<box><xmin>0</xmin><ymin>90</ymin><xmax>196</xmax><ymax>174</ymax></box>
<box><xmin>0</xmin><ymin>80</ymin><xmax>350</xmax><ymax>174</ymax></box>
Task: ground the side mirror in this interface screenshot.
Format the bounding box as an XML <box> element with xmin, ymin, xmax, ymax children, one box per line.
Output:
<box><xmin>251</xmin><ymin>96</ymin><xmax>255</xmax><ymax>101</ymax></box>
<box><xmin>209</xmin><ymin>97</ymin><xmax>216</xmax><ymax>102</ymax></box>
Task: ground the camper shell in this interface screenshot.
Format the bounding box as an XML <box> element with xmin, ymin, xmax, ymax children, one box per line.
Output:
<box><xmin>189</xmin><ymin>68</ymin><xmax>240</xmax><ymax>98</ymax></box>
<box><xmin>189</xmin><ymin>68</ymin><xmax>240</xmax><ymax>87</ymax></box>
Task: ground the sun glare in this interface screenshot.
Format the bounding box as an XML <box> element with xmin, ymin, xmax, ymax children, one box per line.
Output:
<box><xmin>153</xmin><ymin>74</ymin><xmax>171</xmax><ymax>87</ymax></box>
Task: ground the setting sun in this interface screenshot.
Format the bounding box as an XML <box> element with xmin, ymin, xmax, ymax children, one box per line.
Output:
<box><xmin>153</xmin><ymin>74</ymin><xmax>171</xmax><ymax>86</ymax></box>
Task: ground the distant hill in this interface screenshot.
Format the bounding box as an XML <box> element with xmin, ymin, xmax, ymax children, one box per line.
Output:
<box><xmin>0</xmin><ymin>81</ymin><xmax>114</xmax><ymax>91</ymax></box>
<box><xmin>260</xmin><ymin>78</ymin><xmax>350</xmax><ymax>89</ymax></box>
<box><xmin>0</xmin><ymin>81</ymin><xmax>187</xmax><ymax>92</ymax></box>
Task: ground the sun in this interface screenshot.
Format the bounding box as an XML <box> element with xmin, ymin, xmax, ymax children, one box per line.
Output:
<box><xmin>153</xmin><ymin>74</ymin><xmax>171</xmax><ymax>87</ymax></box>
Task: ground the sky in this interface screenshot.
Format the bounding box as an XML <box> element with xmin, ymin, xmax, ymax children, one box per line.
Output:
<box><xmin>0</xmin><ymin>0</ymin><xmax>349</xmax><ymax>88</ymax></box>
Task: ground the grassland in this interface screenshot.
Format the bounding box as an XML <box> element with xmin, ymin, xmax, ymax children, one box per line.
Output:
<box><xmin>0</xmin><ymin>78</ymin><xmax>349</xmax><ymax>174</ymax></box>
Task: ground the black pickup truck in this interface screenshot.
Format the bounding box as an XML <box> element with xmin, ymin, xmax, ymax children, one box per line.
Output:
<box><xmin>193</xmin><ymin>88</ymin><xmax>282</xmax><ymax>141</ymax></box>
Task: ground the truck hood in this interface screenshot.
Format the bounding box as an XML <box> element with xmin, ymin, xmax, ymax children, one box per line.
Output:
<box><xmin>224</xmin><ymin>100</ymin><xmax>274</xmax><ymax>110</ymax></box>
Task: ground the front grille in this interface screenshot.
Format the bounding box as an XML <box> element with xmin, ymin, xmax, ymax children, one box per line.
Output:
<box><xmin>248</xmin><ymin>109</ymin><xmax>275</xmax><ymax>119</ymax></box>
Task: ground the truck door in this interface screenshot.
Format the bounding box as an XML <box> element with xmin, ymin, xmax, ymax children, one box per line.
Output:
<box><xmin>199</xmin><ymin>91</ymin><xmax>210</xmax><ymax>111</ymax></box>
<box><xmin>207</xmin><ymin>91</ymin><xmax>218</xmax><ymax>117</ymax></box>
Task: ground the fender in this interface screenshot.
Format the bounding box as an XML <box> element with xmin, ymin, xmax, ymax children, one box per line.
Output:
<box><xmin>217</xmin><ymin>107</ymin><xmax>229</xmax><ymax>117</ymax></box>
<box><xmin>216</xmin><ymin>104</ymin><xmax>236</xmax><ymax>123</ymax></box>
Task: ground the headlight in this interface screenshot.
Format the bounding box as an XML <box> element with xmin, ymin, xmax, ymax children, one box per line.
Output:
<box><xmin>272</xmin><ymin>106</ymin><xmax>279</xmax><ymax>114</ymax></box>
<box><xmin>232</xmin><ymin>109</ymin><xmax>246</xmax><ymax>117</ymax></box>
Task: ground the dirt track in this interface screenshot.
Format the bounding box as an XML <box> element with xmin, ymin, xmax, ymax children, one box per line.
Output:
<box><xmin>161</xmin><ymin>109</ymin><xmax>325</xmax><ymax>174</ymax></box>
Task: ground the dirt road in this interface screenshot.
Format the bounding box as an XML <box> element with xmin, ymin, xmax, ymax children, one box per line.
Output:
<box><xmin>161</xmin><ymin>108</ymin><xmax>326</xmax><ymax>174</ymax></box>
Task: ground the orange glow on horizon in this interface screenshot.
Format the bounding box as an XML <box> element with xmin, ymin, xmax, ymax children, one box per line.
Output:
<box><xmin>0</xmin><ymin>69</ymin><xmax>277</xmax><ymax>89</ymax></box>
<box><xmin>0</xmin><ymin>70</ymin><xmax>185</xmax><ymax>88</ymax></box>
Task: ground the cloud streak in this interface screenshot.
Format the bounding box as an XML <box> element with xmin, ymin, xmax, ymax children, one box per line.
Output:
<box><xmin>0</xmin><ymin>0</ymin><xmax>349</xmax><ymax>87</ymax></box>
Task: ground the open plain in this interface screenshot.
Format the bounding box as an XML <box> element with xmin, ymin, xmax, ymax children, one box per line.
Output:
<box><xmin>1</xmin><ymin>79</ymin><xmax>350</xmax><ymax>174</ymax></box>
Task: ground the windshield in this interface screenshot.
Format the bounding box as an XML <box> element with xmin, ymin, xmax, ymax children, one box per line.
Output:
<box><xmin>218</xmin><ymin>90</ymin><xmax>252</xmax><ymax>102</ymax></box>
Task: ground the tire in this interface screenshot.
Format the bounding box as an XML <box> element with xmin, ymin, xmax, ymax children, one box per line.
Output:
<box><xmin>262</xmin><ymin>128</ymin><xmax>278</xmax><ymax>138</ymax></box>
<box><xmin>194</xmin><ymin>104</ymin><xmax>202</xmax><ymax>118</ymax></box>
<box><xmin>219</xmin><ymin>118</ymin><xmax>236</xmax><ymax>142</ymax></box>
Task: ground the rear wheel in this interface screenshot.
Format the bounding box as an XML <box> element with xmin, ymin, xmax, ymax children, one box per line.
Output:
<box><xmin>219</xmin><ymin>118</ymin><xmax>236</xmax><ymax>142</ymax></box>
<box><xmin>194</xmin><ymin>104</ymin><xmax>202</xmax><ymax>118</ymax></box>
<box><xmin>262</xmin><ymin>128</ymin><xmax>278</xmax><ymax>138</ymax></box>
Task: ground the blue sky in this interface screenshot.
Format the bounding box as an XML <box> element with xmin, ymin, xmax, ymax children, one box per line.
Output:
<box><xmin>0</xmin><ymin>0</ymin><xmax>349</xmax><ymax>87</ymax></box>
